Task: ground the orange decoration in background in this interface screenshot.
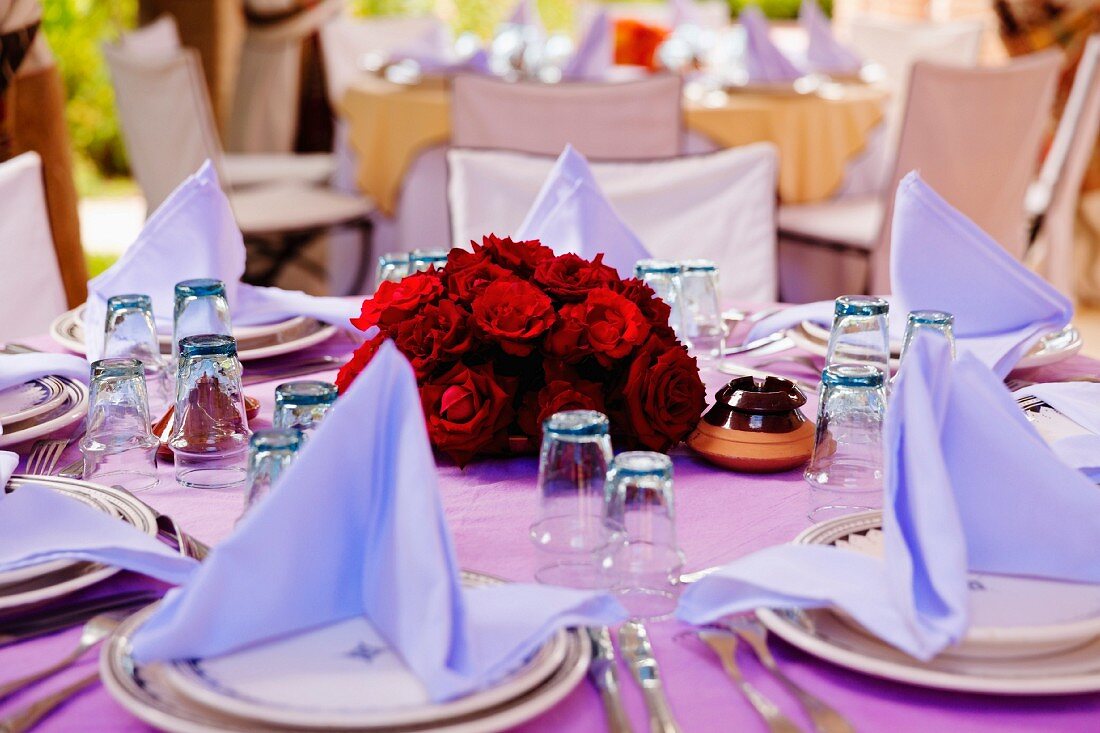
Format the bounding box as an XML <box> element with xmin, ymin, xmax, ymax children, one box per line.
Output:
<box><xmin>612</xmin><ymin>18</ymin><xmax>670</xmax><ymax>71</ymax></box>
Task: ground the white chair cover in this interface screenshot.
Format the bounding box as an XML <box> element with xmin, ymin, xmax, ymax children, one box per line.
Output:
<box><xmin>118</xmin><ymin>14</ymin><xmax>181</xmax><ymax>59</ymax></box>
<box><xmin>227</xmin><ymin>0</ymin><xmax>343</xmax><ymax>154</ymax></box>
<box><xmin>447</xmin><ymin>144</ymin><xmax>779</xmax><ymax>301</ymax></box>
<box><xmin>451</xmin><ymin>75</ymin><xmax>682</xmax><ymax>160</ymax></box>
<box><xmin>0</xmin><ymin>152</ymin><xmax>66</xmax><ymax>340</ymax></box>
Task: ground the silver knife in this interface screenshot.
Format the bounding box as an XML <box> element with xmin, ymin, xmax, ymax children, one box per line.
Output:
<box><xmin>619</xmin><ymin>621</ymin><xmax>682</xmax><ymax>733</ymax></box>
<box><xmin>587</xmin><ymin>627</ymin><xmax>634</xmax><ymax>733</ymax></box>
<box><xmin>722</xmin><ymin>333</ymin><xmax>794</xmax><ymax>358</ymax></box>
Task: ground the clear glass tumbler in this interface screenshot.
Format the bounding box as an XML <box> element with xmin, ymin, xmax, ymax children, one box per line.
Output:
<box><xmin>376</xmin><ymin>252</ymin><xmax>410</xmax><ymax>287</ymax></box>
<box><xmin>602</xmin><ymin>451</ymin><xmax>684</xmax><ymax>620</ymax></box>
<box><xmin>168</xmin><ymin>334</ymin><xmax>251</xmax><ymax>489</ymax></box>
<box><xmin>824</xmin><ymin>295</ymin><xmax>890</xmax><ymax>379</ymax></box>
<box><xmin>634</xmin><ymin>258</ymin><xmax>687</xmax><ymax>342</ymax></box>
<box><xmin>80</xmin><ymin>358</ymin><xmax>160</xmax><ymax>492</ymax></box>
<box><xmin>529</xmin><ymin>410</ymin><xmax>618</xmax><ymax>589</ymax></box>
<box><xmin>899</xmin><ymin>310</ymin><xmax>956</xmax><ymax>365</ymax></box>
<box><xmin>241</xmin><ymin>428</ymin><xmax>302</xmax><ymax>520</ymax></box>
<box><xmin>273</xmin><ymin>381</ymin><xmax>337</xmax><ymax>438</ymax></box>
<box><xmin>679</xmin><ymin>260</ymin><xmax>727</xmax><ymax>362</ymax></box>
<box><xmin>408</xmin><ymin>249</ymin><xmax>449</xmax><ymax>273</ymax></box>
<box><xmin>804</xmin><ymin>364</ymin><xmax>887</xmax><ymax>522</ymax></box>
<box><xmin>173</xmin><ymin>279</ymin><xmax>233</xmax><ymax>368</ymax></box>
<box><xmin>103</xmin><ymin>293</ymin><xmax>170</xmax><ymax>416</ymax></box>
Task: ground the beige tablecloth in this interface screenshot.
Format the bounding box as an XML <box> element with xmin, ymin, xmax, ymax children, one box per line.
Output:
<box><xmin>339</xmin><ymin>74</ymin><xmax>886</xmax><ymax>216</ymax></box>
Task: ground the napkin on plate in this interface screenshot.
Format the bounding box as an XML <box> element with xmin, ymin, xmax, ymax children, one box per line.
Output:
<box><xmin>678</xmin><ymin>331</ymin><xmax>1100</xmax><ymax>659</ymax></box>
<box><xmin>562</xmin><ymin>10</ymin><xmax>612</xmax><ymax>81</ymax></box>
<box><xmin>670</xmin><ymin>0</ymin><xmax>702</xmax><ymax>28</ymax></box>
<box><xmin>744</xmin><ymin>173</ymin><xmax>1074</xmax><ymax>377</ymax></box>
<box><xmin>130</xmin><ymin>341</ymin><xmax>624</xmax><ymax>700</ymax></box>
<box><xmin>0</xmin><ymin>449</ymin><xmax>196</xmax><ymax>582</ymax></box>
<box><xmin>392</xmin><ymin>25</ymin><xmax>491</xmax><ymax>75</ymax></box>
<box><xmin>82</xmin><ymin>161</ymin><xmax>358</xmax><ymax>361</ymax></box>
<box><xmin>506</xmin><ymin>0</ymin><xmax>540</xmax><ymax>28</ymax></box>
<box><xmin>799</xmin><ymin>0</ymin><xmax>861</xmax><ymax>74</ymax></box>
<box><xmin>740</xmin><ymin>6</ymin><xmax>803</xmax><ymax>83</ymax></box>
<box><xmin>516</xmin><ymin>145</ymin><xmax>652</xmax><ymax>278</ymax></box>
<box><xmin>1012</xmin><ymin>382</ymin><xmax>1100</xmax><ymax>476</ymax></box>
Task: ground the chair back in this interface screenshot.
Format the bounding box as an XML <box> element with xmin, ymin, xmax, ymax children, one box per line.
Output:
<box><xmin>869</xmin><ymin>51</ymin><xmax>1062</xmax><ymax>290</ymax></box>
<box><xmin>451</xmin><ymin>75</ymin><xmax>682</xmax><ymax>160</ymax></box>
<box><xmin>848</xmin><ymin>16</ymin><xmax>985</xmax><ymax>90</ymax></box>
<box><xmin>447</xmin><ymin>144</ymin><xmax>779</xmax><ymax>300</ymax></box>
<box><xmin>0</xmin><ymin>152</ymin><xmax>67</xmax><ymax>339</ymax></box>
<box><xmin>103</xmin><ymin>43</ymin><xmax>226</xmax><ymax>211</ymax></box>
<box><xmin>118</xmin><ymin>15</ymin><xmax>181</xmax><ymax>59</ymax></box>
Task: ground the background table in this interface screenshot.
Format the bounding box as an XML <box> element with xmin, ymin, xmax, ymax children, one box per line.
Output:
<box><xmin>339</xmin><ymin>75</ymin><xmax>887</xmax><ymax>216</ymax></box>
<box><xmin>2</xmin><ymin>321</ymin><xmax>1098</xmax><ymax>732</ymax></box>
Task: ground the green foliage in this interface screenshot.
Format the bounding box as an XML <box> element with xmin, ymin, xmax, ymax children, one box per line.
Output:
<box><xmin>42</xmin><ymin>0</ymin><xmax>137</xmax><ymax>181</ymax></box>
<box><xmin>85</xmin><ymin>251</ymin><xmax>119</xmax><ymax>278</ymax></box>
<box><xmin>729</xmin><ymin>0</ymin><xmax>831</xmax><ymax>19</ymax></box>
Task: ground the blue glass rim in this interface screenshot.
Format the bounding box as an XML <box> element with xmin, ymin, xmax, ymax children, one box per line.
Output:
<box><xmin>834</xmin><ymin>295</ymin><xmax>888</xmax><ymax>317</ymax></box>
<box><xmin>90</xmin><ymin>357</ymin><xmax>144</xmax><ymax>379</ymax></box>
<box><xmin>275</xmin><ymin>381</ymin><xmax>337</xmax><ymax>405</ymax></box>
<box><xmin>543</xmin><ymin>409</ymin><xmax>609</xmax><ymax>437</ymax></box>
<box><xmin>379</xmin><ymin>252</ymin><xmax>410</xmax><ymax>265</ymax></box>
<box><xmin>179</xmin><ymin>333</ymin><xmax>237</xmax><ymax>358</ymax></box>
<box><xmin>610</xmin><ymin>450</ymin><xmax>673</xmax><ymax>477</ymax></box>
<box><xmin>634</xmin><ymin>259</ymin><xmax>679</xmax><ymax>276</ymax></box>
<box><xmin>410</xmin><ymin>250</ymin><xmax>449</xmax><ymax>263</ymax></box>
<box><xmin>821</xmin><ymin>364</ymin><xmax>884</xmax><ymax>388</ymax></box>
<box><xmin>907</xmin><ymin>310</ymin><xmax>954</xmax><ymax>326</ymax></box>
<box><xmin>250</xmin><ymin>428</ymin><xmax>302</xmax><ymax>452</ymax></box>
<box><xmin>679</xmin><ymin>259</ymin><xmax>718</xmax><ymax>273</ymax></box>
<box><xmin>175</xmin><ymin>278</ymin><xmax>226</xmax><ymax>298</ymax></box>
<box><xmin>106</xmin><ymin>293</ymin><xmax>152</xmax><ymax>312</ymax></box>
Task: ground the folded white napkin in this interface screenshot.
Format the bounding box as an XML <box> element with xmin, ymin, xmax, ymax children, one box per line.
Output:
<box><xmin>679</xmin><ymin>331</ymin><xmax>1100</xmax><ymax>659</ymax></box>
<box><xmin>562</xmin><ymin>10</ymin><xmax>612</xmax><ymax>81</ymax></box>
<box><xmin>1012</xmin><ymin>382</ymin><xmax>1100</xmax><ymax>476</ymax></box>
<box><xmin>130</xmin><ymin>342</ymin><xmax>624</xmax><ymax>700</ymax></box>
<box><xmin>517</xmin><ymin>145</ymin><xmax>652</xmax><ymax>277</ymax></box>
<box><xmin>800</xmin><ymin>0</ymin><xmax>861</xmax><ymax>74</ymax></box>
<box><xmin>83</xmin><ymin>161</ymin><xmax>358</xmax><ymax>361</ymax></box>
<box><xmin>741</xmin><ymin>6</ymin><xmax>804</xmax><ymax>83</ymax></box>
<box><xmin>392</xmin><ymin>24</ymin><xmax>491</xmax><ymax>74</ymax></box>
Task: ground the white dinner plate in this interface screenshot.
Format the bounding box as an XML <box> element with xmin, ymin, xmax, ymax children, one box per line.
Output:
<box><xmin>724</xmin><ymin>74</ymin><xmax>823</xmax><ymax>96</ymax></box>
<box><xmin>792</xmin><ymin>321</ymin><xmax>1082</xmax><ymax>371</ymax></box>
<box><xmin>0</xmin><ymin>378</ymin><xmax>88</xmax><ymax>449</ymax></box>
<box><xmin>791</xmin><ymin>511</ymin><xmax>1100</xmax><ymax>660</ymax></box>
<box><xmin>50</xmin><ymin>306</ymin><xmax>337</xmax><ymax>362</ymax></box>
<box><xmin>0</xmin><ymin>377</ymin><xmax>67</xmax><ymax>426</ymax></box>
<box><xmin>0</xmin><ymin>476</ymin><xmax>157</xmax><ymax>613</ymax></box>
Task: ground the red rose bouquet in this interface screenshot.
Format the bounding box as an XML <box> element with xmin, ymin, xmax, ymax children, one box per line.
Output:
<box><xmin>337</xmin><ymin>235</ymin><xmax>706</xmax><ymax>465</ymax></box>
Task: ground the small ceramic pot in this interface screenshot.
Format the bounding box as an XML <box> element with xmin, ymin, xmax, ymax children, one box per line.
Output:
<box><xmin>687</xmin><ymin>376</ymin><xmax>814</xmax><ymax>473</ymax></box>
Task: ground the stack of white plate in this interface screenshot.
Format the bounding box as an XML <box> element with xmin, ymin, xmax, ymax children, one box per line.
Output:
<box><xmin>0</xmin><ymin>477</ymin><xmax>158</xmax><ymax>614</ymax></box>
<box><xmin>51</xmin><ymin>306</ymin><xmax>337</xmax><ymax>362</ymax></box>
<box><xmin>758</xmin><ymin>511</ymin><xmax>1100</xmax><ymax>694</ymax></box>
<box><xmin>102</xmin><ymin>572</ymin><xmax>592</xmax><ymax>733</ymax></box>
<box><xmin>0</xmin><ymin>377</ymin><xmax>89</xmax><ymax>448</ymax></box>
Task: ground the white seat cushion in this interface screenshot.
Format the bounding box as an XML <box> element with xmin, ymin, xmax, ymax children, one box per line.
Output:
<box><xmin>777</xmin><ymin>196</ymin><xmax>883</xmax><ymax>251</ymax></box>
<box><xmin>223</xmin><ymin>153</ymin><xmax>336</xmax><ymax>190</ymax></box>
<box><xmin>230</xmin><ymin>182</ymin><xmax>373</xmax><ymax>235</ymax></box>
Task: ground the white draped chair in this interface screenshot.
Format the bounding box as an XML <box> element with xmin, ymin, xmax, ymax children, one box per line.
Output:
<box><xmin>447</xmin><ymin>144</ymin><xmax>779</xmax><ymax>301</ymax></box>
<box><xmin>1026</xmin><ymin>35</ymin><xmax>1100</xmax><ymax>300</ymax></box>
<box><xmin>0</xmin><ymin>152</ymin><xmax>67</xmax><ymax>340</ymax></box>
<box><xmin>777</xmin><ymin>50</ymin><xmax>1061</xmax><ymax>302</ymax></box>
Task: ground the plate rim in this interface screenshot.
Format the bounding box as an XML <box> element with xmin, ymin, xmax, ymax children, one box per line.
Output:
<box><xmin>0</xmin><ymin>378</ymin><xmax>88</xmax><ymax>449</ymax></box>
<box><xmin>0</xmin><ymin>376</ymin><xmax>67</xmax><ymax>427</ymax></box>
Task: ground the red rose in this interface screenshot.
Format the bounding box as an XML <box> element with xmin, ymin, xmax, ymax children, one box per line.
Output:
<box><xmin>334</xmin><ymin>333</ymin><xmax>387</xmax><ymax>394</ymax></box>
<box><xmin>471</xmin><ymin>279</ymin><xmax>556</xmax><ymax>356</ymax></box>
<box><xmin>615</xmin><ymin>278</ymin><xmax>675</xmax><ymax>336</ymax></box>
<box><xmin>446</xmin><ymin>249</ymin><xmax>513</xmax><ymax>305</ymax></box>
<box><xmin>478</xmin><ymin>234</ymin><xmax>555</xmax><ymax>276</ymax></box>
<box><xmin>390</xmin><ymin>299</ymin><xmax>473</xmax><ymax>379</ymax></box>
<box><xmin>351</xmin><ymin>271</ymin><xmax>443</xmax><ymax>332</ymax></box>
<box><xmin>533</xmin><ymin>253</ymin><xmax>620</xmax><ymax>302</ymax></box>
<box><xmin>617</xmin><ymin>334</ymin><xmax>706</xmax><ymax>451</ymax></box>
<box><xmin>517</xmin><ymin>378</ymin><xmax>607</xmax><ymax>438</ymax></box>
<box><xmin>419</xmin><ymin>362</ymin><xmax>515</xmax><ymax>466</ymax></box>
<box><xmin>574</xmin><ymin>288</ymin><xmax>650</xmax><ymax>365</ymax></box>
<box><xmin>542</xmin><ymin>302</ymin><xmax>590</xmax><ymax>362</ymax></box>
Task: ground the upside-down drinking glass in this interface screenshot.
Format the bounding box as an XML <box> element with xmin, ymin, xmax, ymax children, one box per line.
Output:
<box><xmin>635</xmin><ymin>259</ymin><xmax>687</xmax><ymax>342</ymax></box>
<box><xmin>824</xmin><ymin>296</ymin><xmax>890</xmax><ymax>379</ymax></box>
<box><xmin>804</xmin><ymin>364</ymin><xmax>887</xmax><ymax>522</ymax></box>
<box><xmin>241</xmin><ymin>428</ymin><xmax>302</xmax><ymax>520</ymax></box>
<box><xmin>273</xmin><ymin>381</ymin><xmax>337</xmax><ymax>438</ymax></box>
<box><xmin>103</xmin><ymin>293</ymin><xmax>170</xmax><ymax>416</ymax></box>
<box><xmin>899</xmin><ymin>310</ymin><xmax>956</xmax><ymax>365</ymax></box>
<box><xmin>409</xmin><ymin>249</ymin><xmax>449</xmax><ymax>273</ymax></box>
<box><xmin>529</xmin><ymin>410</ymin><xmax>618</xmax><ymax>589</ymax></box>
<box><xmin>80</xmin><ymin>358</ymin><xmax>160</xmax><ymax>492</ymax></box>
<box><xmin>375</xmin><ymin>253</ymin><xmax>410</xmax><ymax>288</ymax></box>
<box><xmin>173</xmin><ymin>279</ymin><xmax>232</xmax><ymax>368</ymax></box>
<box><xmin>679</xmin><ymin>260</ymin><xmax>726</xmax><ymax>361</ymax></box>
<box><xmin>602</xmin><ymin>451</ymin><xmax>684</xmax><ymax>620</ymax></box>
<box><xmin>169</xmin><ymin>334</ymin><xmax>251</xmax><ymax>489</ymax></box>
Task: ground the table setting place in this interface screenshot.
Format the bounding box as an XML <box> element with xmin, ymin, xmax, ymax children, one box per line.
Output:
<box><xmin>3</xmin><ymin>142</ymin><xmax>1100</xmax><ymax>733</ymax></box>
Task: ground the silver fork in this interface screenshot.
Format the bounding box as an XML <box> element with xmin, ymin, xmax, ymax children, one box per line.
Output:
<box><xmin>0</xmin><ymin>672</ymin><xmax>100</xmax><ymax>733</ymax></box>
<box><xmin>696</xmin><ymin>628</ymin><xmax>802</xmax><ymax>733</ymax></box>
<box><xmin>24</xmin><ymin>439</ymin><xmax>69</xmax><ymax>476</ymax></box>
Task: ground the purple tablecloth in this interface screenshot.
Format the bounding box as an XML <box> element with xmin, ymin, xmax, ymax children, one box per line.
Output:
<box><xmin>3</xmin><ymin>324</ymin><xmax>1100</xmax><ymax>732</ymax></box>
